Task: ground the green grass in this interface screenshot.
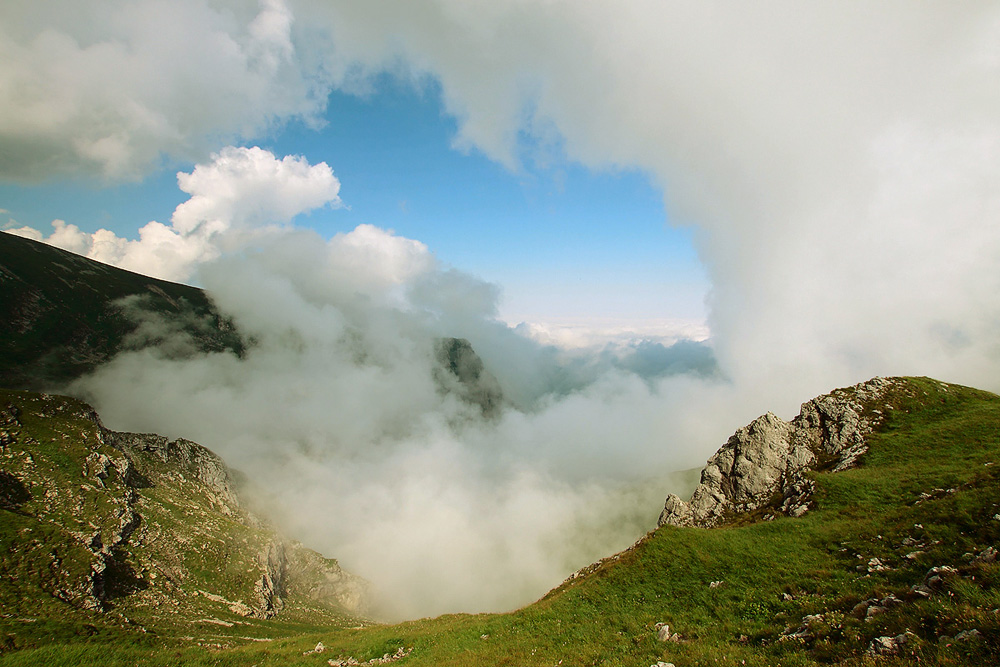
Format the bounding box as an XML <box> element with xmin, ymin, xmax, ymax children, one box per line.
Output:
<box><xmin>2</xmin><ymin>377</ymin><xmax>999</xmax><ymax>665</ymax></box>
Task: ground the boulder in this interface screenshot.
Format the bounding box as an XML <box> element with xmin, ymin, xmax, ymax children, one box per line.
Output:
<box><xmin>659</xmin><ymin>378</ymin><xmax>897</xmax><ymax>528</ymax></box>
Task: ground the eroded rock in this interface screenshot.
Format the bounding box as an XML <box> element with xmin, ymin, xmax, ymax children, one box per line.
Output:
<box><xmin>659</xmin><ymin>377</ymin><xmax>898</xmax><ymax>528</ymax></box>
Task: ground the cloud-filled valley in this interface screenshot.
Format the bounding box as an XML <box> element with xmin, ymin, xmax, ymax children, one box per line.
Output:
<box><xmin>3</xmin><ymin>0</ymin><xmax>1000</xmax><ymax>619</ymax></box>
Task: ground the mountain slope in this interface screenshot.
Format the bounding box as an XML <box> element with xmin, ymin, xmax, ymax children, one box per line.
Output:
<box><xmin>0</xmin><ymin>389</ymin><xmax>368</xmax><ymax>654</ymax></box>
<box><xmin>0</xmin><ymin>232</ymin><xmax>245</xmax><ymax>390</ymax></box>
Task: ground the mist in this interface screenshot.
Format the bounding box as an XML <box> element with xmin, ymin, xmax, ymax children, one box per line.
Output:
<box><xmin>5</xmin><ymin>0</ymin><xmax>1000</xmax><ymax>618</ymax></box>
<box><xmin>66</xmin><ymin>222</ymin><xmax>724</xmax><ymax>619</ymax></box>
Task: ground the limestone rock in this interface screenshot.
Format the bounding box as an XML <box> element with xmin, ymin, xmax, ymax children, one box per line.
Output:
<box><xmin>253</xmin><ymin>542</ymin><xmax>287</xmax><ymax>618</ymax></box>
<box><xmin>659</xmin><ymin>377</ymin><xmax>898</xmax><ymax>529</ymax></box>
<box><xmin>103</xmin><ymin>429</ymin><xmax>239</xmax><ymax>512</ymax></box>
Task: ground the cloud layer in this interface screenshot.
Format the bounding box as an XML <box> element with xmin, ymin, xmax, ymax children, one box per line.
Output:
<box><xmin>53</xmin><ymin>192</ymin><xmax>718</xmax><ymax>619</ymax></box>
<box><xmin>296</xmin><ymin>0</ymin><xmax>1000</xmax><ymax>399</ymax></box>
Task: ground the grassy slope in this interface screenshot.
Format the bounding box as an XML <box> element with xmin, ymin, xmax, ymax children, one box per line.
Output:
<box><xmin>0</xmin><ymin>390</ymin><xmax>363</xmax><ymax>659</ymax></box>
<box><xmin>2</xmin><ymin>377</ymin><xmax>999</xmax><ymax>666</ymax></box>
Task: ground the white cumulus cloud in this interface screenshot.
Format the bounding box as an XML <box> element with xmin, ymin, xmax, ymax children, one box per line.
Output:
<box><xmin>9</xmin><ymin>146</ymin><xmax>341</xmax><ymax>281</ymax></box>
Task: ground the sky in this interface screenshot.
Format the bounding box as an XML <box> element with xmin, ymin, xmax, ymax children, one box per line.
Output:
<box><xmin>2</xmin><ymin>0</ymin><xmax>999</xmax><ymax>619</ymax></box>
<box><xmin>1</xmin><ymin>68</ymin><xmax>708</xmax><ymax>332</ymax></box>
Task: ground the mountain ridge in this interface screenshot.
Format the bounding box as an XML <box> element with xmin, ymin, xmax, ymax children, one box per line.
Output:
<box><xmin>659</xmin><ymin>376</ymin><xmax>899</xmax><ymax>529</ymax></box>
<box><xmin>0</xmin><ymin>231</ymin><xmax>244</xmax><ymax>390</ymax></box>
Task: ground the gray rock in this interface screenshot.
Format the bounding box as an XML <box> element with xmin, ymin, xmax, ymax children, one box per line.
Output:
<box><xmin>103</xmin><ymin>429</ymin><xmax>239</xmax><ymax>512</ymax></box>
<box><xmin>925</xmin><ymin>565</ymin><xmax>957</xmax><ymax>590</ymax></box>
<box><xmin>654</xmin><ymin>622</ymin><xmax>681</xmax><ymax>642</ymax></box>
<box><xmin>868</xmin><ymin>632</ymin><xmax>912</xmax><ymax>656</ymax></box>
<box><xmin>252</xmin><ymin>542</ymin><xmax>287</xmax><ymax>618</ymax></box>
<box><xmin>865</xmin><ymin>605</ymin><xmax>887</xmax><ymax>620</ymax></box>
<box><xmin>660</xmin><ymin>378</ymin><xmax>897</xmax><ymax>528</ymax></box>
<box><xmin>974</xmin><ymin>547</ymin><xmax>997</xmax><ymax>564</ymax></box>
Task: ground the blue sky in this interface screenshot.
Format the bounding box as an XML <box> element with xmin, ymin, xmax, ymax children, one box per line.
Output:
<box><xmin>1</xmin><ymin>76</ymin><xmax>707</xmax><ymax>326</ymax></box>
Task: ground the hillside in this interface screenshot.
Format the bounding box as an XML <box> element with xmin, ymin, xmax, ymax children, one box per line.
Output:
<box><xmin>1</xmin><ymin>376</ymin><xmax>997</xmax><ymax>666</ymax></box>
<box><xmin>0</xmin><ymin>232</ymin><xmax>244</xmax><ymax>390</ymax></box>
<box><xmin>0</xmin><ymin>388</ymin><xmax>368</xmax><ymax>655</ymax></box>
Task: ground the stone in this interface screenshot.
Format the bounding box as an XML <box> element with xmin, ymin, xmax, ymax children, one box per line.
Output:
<box><xmin>866</xmin><ymin>557</ymin><xmax>888</xmax><ymax>572</ymax></box>
<box><xmin>925</xmin><ymin>565</ymin><xmax>957</xmax><ymax>589</ymax></box>
<box><xmin>868</xmin><ymin>632</ymin><xmax>911</xmax><ymax>656</ymax></box>
<box><xmin>659</xmin><ymin>378</ymin><xmax>897</xmax><ymax>529</ymax></box>
<box><xmin>865</xmin><ymin>605</ymin><xmax>886</xmax><ymax>620</ymax></box>
<box><xmin>974</xmin><ymin>547</ymin><xmax>997</xmax><ymax>564</ymax></box>
<box><xmin>304</xmin><ymin>642</ymin><xmax>327</xmax><ymax>656</ymax></box>
<box><xmin>655</xmin><ymin>623</ymin><xmax>682</xmax><ymax>642</ymax></box>
<box><xmin>955</xmin><ymin>629</ymin><xmax>982</xmax><ymax>642</ymax></box>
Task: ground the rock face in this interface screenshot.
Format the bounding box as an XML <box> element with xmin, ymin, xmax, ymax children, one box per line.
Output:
<box><xmin>0</xmin><ymin>388</ymin><xmax>369</xmax><ymax>628</ymax></box>
<box><xmin>101</xmin><ymin>429</ymin><xmax>240</xmax><ymax>513</ymax></box>
<box><xmin>659</xmin><ymin>377</ymin><xmax>899</xmax><ymax>528</ymax></box>
<box><xmin>434</xmin><ymin>337</ymin><xmax>504</xmax><ymax>418</ymax></box>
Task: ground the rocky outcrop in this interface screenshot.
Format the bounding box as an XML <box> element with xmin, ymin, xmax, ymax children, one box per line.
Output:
<box><xmin>102</xmin><ymin>430</ymin><xmax>239</xmax><ymax>513</ymax></box>
<box><xmin>659</xmin><ymin>377</ymin><xmax>900</xmax><ymax>528</ymax></box>
<box><xmin>287</xmin><ymin>545</ymin><xmax>371</xmax><ymax>617</ymax></box>
<box><xmin>0</xmin><ymin>388</ymin><xmax>369</xmax><ymax>627</ymax></box>
<box><xmin>434</xmin><ymin>338</ymin><xmax>504</xmax><ymax>419</ymax></box>
<box><xmin>252</xmin><ymin>542</ymin><xmax>287</xmax><ymax>618</ymax></box>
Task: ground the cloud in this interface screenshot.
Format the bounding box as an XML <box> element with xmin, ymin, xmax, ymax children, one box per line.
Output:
<box><xmin>294</xmin><ymin>0</ymin><xmax>1000</xmax><ymax>396</ymax></box>
<box><xmin>12</xmin><ymin>146</ymin><xmax>341</xmax><ymax>281</ymax></box>
<box><xmin>0</xmin><ymin>0</ymin><xmax>334</xmax><ymax>181</ymax></box>
<box><xmin>70</xmin><ymin>220</ymin><xmax>720</xmax><ymax>619</ymax></box>
<box><xmin>28</xmin><ymin>141</ymin><xmax>718</xmax><ymax>618</ymax></box>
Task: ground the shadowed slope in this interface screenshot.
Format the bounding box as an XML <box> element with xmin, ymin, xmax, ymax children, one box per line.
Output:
<box><xmin>0</xmin><ymin>232</ymin><xmax>244</xmax><ymax>390</ymax></box>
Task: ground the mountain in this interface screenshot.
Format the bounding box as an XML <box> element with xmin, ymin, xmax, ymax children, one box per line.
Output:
<box><xmin>0</xmin><ymin>232</ymin><xmax>503</xmax><ymax>415</ymax></box>
<box><xmin>4</xmin><ymin>377</ymin><xmax>998</xmax><ymax>665</ymax></box>
<box><xmin>0</xmin><ymin>231</ymin><xmax>244</xmax><ymax>390</ymax></box>
<box><xmin>2</xmin><ymin>233</ymin><xmax>998</xmax><ymax>664</ymax></box>
<box><xmin>433</xmin><ymin>337</ymin><xmax>504</xmax><ymax>419</ymax></box>
<box><xmin>0</xmin><ymin>388</ymin><xmax>368</xmax><ymax>653</ymax></box>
